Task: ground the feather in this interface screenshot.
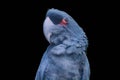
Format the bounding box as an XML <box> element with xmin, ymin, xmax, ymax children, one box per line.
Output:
<box><xmin>35</xmin><ymin>8</ymin><xmax>90</xmax><ymax>80</ymax></box>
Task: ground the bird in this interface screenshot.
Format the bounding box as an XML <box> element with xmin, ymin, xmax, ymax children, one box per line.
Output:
<box><xmin>35</xmin><ymin>8</ymin><xmax>90</xmax><ymax>80</ymax></box>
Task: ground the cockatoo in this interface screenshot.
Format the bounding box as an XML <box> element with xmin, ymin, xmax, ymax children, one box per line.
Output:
<box><xmin>35</xmin><ymin>8</ymin><xmax>90</xmax><ymax>80</ymax></box>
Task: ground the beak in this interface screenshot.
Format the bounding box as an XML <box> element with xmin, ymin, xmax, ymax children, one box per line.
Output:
<box><xmin>43</xmin><ymin>17</ymin><xmax>54</xmax><ymax>43</ymax></box>
<box><xmin>47</xmin><ymin>33</ymin><xmax>52</xmax><ymax>43</ymax></box>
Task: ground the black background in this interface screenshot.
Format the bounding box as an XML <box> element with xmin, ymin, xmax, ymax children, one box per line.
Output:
<box><xmin>2</xmin><ymin>0</ymin><xmax>118</xmax><ymax>80</ymax></box>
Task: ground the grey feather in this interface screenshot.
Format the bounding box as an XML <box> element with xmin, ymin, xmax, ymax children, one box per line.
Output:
<box><xmin>35</xmin><ymin>8</ymin><xmax>90</xmax><ymax>80</ymax></box>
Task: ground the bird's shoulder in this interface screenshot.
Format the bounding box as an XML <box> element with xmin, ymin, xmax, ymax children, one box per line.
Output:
<box><xmin>50</xmin><ymin>38</ymin><xmax>83</xmax><ymax>56</ymax></box>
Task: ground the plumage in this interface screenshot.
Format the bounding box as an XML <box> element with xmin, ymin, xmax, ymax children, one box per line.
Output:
<box><xmin>35</xmin><ymin>8</ymin><xmax>90</xmax><ymax>80</ymax></box>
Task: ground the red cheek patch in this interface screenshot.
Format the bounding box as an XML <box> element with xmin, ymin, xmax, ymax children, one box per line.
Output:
<box><xmin>60</xmin><ymin>19</ymin><xmax>67</xmax><ymax>27</ymax></box>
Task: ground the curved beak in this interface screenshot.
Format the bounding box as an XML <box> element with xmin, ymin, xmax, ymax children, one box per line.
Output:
<box><xmin>43</xmin><ymin>17</ymin><xmax>54</xmax><ymax>43</ymax></box>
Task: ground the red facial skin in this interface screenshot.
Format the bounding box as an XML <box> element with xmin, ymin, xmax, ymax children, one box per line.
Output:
<box><xmin>60</xmin><ymin>19</ymin><xmax>67</xmax><ymax>27</ymax></box>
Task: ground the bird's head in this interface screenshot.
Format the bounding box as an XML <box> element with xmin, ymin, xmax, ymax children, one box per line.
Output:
<box><xmin>43</xmin><ymin>8</ymin><xmax>88</xmax><ymax>46</ymax></box>
<box><xmin>43</xmin><ymin>8</ymin><xmax>68</xmax><ymax>43</ymax></box>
